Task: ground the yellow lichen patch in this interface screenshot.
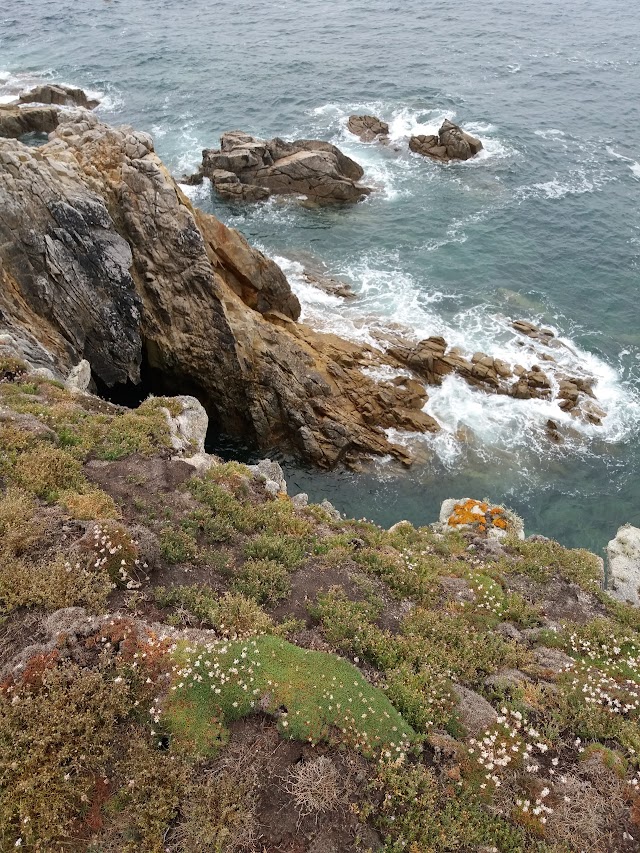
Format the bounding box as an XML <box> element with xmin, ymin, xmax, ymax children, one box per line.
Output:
<box><xmin>447</xmin><ymin>499</ymin><xmax>489</xmax><ymax>527</ymax></box>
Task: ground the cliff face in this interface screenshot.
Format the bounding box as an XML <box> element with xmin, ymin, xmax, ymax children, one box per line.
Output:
<box><xmin>0</xmin><ymin>115</ymin><xmax>435</xmax><ymax>466</ymax></box>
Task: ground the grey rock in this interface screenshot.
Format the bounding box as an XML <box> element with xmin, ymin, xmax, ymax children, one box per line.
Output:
<box><xmin>320</xmin><ymin>499</ymin><xmax>341</xmax><ymax>521</ymax></box>
<box><xmin>291</xmin><ymin>492</ymin><xmax>309</xmax><ymax>509</ymax></box>
<box><xmin>409</xmin><ymin>119</ymin><xmax>483</xmax><ymax>163</ymax></box>
<box><xmin>484</xmin><ymin>668</ymin><xmax>531</xmax><ymax>691</ymax></box>
<box><xmin>249</xmin><ymin>459</ymin><xmax>287</xmax><ymax>495</ymax></box>
<box><xmin>533</xmin><ymin>646</ymin><xmax>574</xmax><ymax>674</ymax></box>
<box><xmin>452</xmin><ymin>684</ymin><xmax>498</xmax><ymax>735</ymax></box>
<box><xmin>0</xmin><ymin>104</ymin><xmax>60</xmax><ymax>138</ymax></box>
<box><xmin>164</xmin><ymin>395</ymin><xmax>209</xmax><ymax>456</ymax></box>
<box><xmin>607</xmin><ymin>524</ymin><xmax>640</xmax><ymax>606</ymax></box>
<box><xmin>495</xmin><ymin>622</ymin><xmax>525</xmax><ymax>643</ymax></box>
<box><xmin>18</xmin><ymin>84</ymin><xmax>100</xmax><ymax>109</ymax></box>
<box><xmin>65</xmin><ymin>359</ymin><xmax>92</xmax><ymax>393</ymax></box>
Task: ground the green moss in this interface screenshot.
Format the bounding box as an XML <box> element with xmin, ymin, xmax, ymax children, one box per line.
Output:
<box><xmin>162</xmin><ymin>634</ymin><xmax>417</xmax><ymax>759</ymax></box>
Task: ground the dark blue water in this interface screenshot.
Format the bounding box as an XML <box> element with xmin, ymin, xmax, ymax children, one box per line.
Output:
<box><xmin>2</xmin><ymin>0</ymin><xmax>639</xmax><ymax>552</ymax></box>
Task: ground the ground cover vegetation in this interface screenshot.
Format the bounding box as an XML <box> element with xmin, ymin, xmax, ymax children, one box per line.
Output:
<box><xmin>1</xmin><ymin>361</ymin><xmax>639</xmax><ymax>851</ymax></box>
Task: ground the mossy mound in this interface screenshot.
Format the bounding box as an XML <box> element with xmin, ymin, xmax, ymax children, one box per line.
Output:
<box><xmin>162</xmin><ymin>634</ymin><xmax>417</xmax><ymax>759</ymax></box>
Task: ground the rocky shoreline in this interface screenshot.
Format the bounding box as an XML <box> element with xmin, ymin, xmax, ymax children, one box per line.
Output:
<box><xmin>0</xmin><ymin>89</ymin><xmax>609</xmax><ymax>472</ymax></box>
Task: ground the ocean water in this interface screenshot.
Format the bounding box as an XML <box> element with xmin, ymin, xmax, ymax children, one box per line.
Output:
<box><xmin>1</xmin><ymin>0</ymin><xmax>639</xmax><ymax>552</ymax></box>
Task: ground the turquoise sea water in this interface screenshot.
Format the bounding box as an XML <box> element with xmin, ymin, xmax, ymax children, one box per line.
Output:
<box><xmin>2</xmin><ymin>0</ymin><xmax>639</xmax><ymax>552</ymax></box>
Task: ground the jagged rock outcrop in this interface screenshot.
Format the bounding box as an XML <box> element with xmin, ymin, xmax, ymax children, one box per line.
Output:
<box><xmin>347</xmin><ymin>114</ymin><xmax>389</xmax><ymax>142</ymax></box>
<box><xmin>386</xmin><ymin>328</ymin><xmax>605</xmax><ymax>423</ymax></box>
<box><xmin>200</xmin><ymin>131</ymin><xmax>371</xmax><ymax>203</ymax></box>
<box><xmin>409</xmin><ymin>118</ymin><xmax>483</xmax><ymax>162</ymax></box>
<box><xmin>0</xmin><ymin>104</ymin><xmax>60</xmax><ymax>138</ymax></box>
<box><xmin>0</xmin><ymin>113</ymin><xmax>435</xmax><ymax>468</ymax></box>
<box><xmin>18</xmin><ymin>84</ymin><xmax>100</xmax><ymax>110</ymax></box>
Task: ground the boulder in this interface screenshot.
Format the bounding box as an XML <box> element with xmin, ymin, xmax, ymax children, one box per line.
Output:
<box><xmin>65</xmin><ymin>359</ymin><xmax>92</xmax><ymax>393</ymax></box>
<box><xmin>438</xmin><ymin>498</ymin><xmax>525</xmax><ymax>540</ymax></box>
<box><xmin>249</xmin><ymin>459</ymin><xmax>288</xmax><ymax>496</ymax></box>
<box><xmin>347</xmin><ymin>114</ymin><xmax>389</xmax><ymax>142</ymax></box>
<box><xmin>409</xmin><ymin>119</ymin><xmax>483</xmax><ymax>163</ymax></box>
<box><xmin>0</xmin><ymin>104</ymin><xmax>60</xmax><ymax>138</ymax></box>
<box><xmin>202</xmin><ymin>132</ymin><xmax>371</xmax><ymax>203</ymax></box>
<box><xmin>18</xmin><ymin>84</ymin><xmax>99</xmax><ymax>110</ymax></box>
<box><xmin>533</xmin><ymin>646</ymin><xmax>575</xmax><ymax>675</ymax></box>
<box><xmin>163</xmin><ymin>396</ymin><xmax>209</xmax><ymax>456</ymax></box>
<box><xmin>607</xmin><ymin>524</ymin><xmax>640</xmax><ymax>606</ymax></box>
<box><xmin>452</xmin><ymin>684</ymin><xmax>498</xmax><ymax>736</ymax></box>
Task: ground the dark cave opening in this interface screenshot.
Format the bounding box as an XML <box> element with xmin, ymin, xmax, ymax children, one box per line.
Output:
<box><xmin>91</xmin><ymin>346</ymin><xmax>264</xmax><ymax>462</ymax></box>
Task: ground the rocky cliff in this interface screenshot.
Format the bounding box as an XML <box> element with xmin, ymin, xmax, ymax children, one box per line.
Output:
<box><xmin>0</xmin><ymin>113</ymin><xmax>437</xmax><ymax>467</ymax></box>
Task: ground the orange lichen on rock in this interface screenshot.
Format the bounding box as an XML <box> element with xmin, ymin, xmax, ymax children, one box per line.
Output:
<box><xmin>447</xmin><ymin>499</ymin><xmax>512</xmax><ymax>536</ymax></box>
<box><xmin>447</xmin><ymin>499</ymin><xmax>489</xmax><ymax>527</ymax></box>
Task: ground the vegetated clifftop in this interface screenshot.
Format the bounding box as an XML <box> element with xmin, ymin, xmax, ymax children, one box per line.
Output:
<box><xmin>1</xmin><ymin>376</ymin><xmax>640</xmax><ymax>853</ymax></box>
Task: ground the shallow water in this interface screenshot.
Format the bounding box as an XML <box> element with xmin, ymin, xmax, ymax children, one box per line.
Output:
<box><xmin>2</xmin><ymin>0</ymin><xmax>639</xmax><ymax>551</ymax></box>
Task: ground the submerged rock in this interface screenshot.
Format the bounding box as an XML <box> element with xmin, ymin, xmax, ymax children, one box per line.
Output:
<box><xmin>607</xmin><ymin>524</ymin><xmax>640</xmax><ymax>606</ymax></box>
<box><xmin>409</xmin><ymin>118</ymin><xmax>483</xmax><ymax>162</ymax></box>
<box><xmin>202</xmin><ymin>131</ymin><xmax>371</xmax><ymax>203</ymax></box>
<box><xmin>347</xmin><ymin>114</ymin><xmax>389</xmax><ymax>142</ymax></box>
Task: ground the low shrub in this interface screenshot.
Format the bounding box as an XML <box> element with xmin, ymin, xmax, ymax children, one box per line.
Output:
<box><xmin>58</xmin><ymin>487</ymin><xmax>120</xmax><ymax>520</ymax></box>
<box><xmin>232</xmin><ymin>558</ymin><xmax>291</xmax><ymax>604</ymax></box>
<box><xmin>0</xmin><ymin>553</ymin><xmax>113</xmax><ymax>615</ymax></box>
<box><xmin>11</xmin><ymin>444</ymin><xmax>84</xmax><ymax>500</ymax></box>
<box><xmin>243</xmin><ymin>532</ymin><xmax>306</xmax><ymax>569</ymax></box>
<box><xmin>0</xmin><ymin>660</ymin><xmax>132</xmax><ymax>851</ymax></box>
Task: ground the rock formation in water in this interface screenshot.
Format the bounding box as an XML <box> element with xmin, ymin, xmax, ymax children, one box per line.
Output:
<box><xmin>199</xmin><ymin>131</ymin><xmax>372</xmax><ymax>203</ymax></box>
<box><xmin>409</xmin><ymin>118</ymin><xmax>483</xmax><ymax>162</ymax></box>
<box><xmin>385</xmin><ymin>327</ymin><xmax>604</xmax><ymax>426</ymax></box>
<box><xmin>0</xmin><ymin>84</ymin><xmax>99</xmax><ymax>139</ymax></box>
<box><xmin>0</xmin><ymin>113</ymin><xmax>435</xmax><ymax>468</ymax></box>
<box><xmin>18</xmin><ymin>83</ymin><xmax>100</xmax><ymax>109</ymax></box>
<box><xmin>0</xmin><ymin>108</ymin><xmax>607</xmax><ymax>468</ymax></box>
<box><xmin>347</xmin><ymin>114</ymin><xmax>389</xmax><ymax>142</ymax></box>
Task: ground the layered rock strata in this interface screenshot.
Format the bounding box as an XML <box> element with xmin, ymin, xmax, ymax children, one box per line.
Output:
<box><xmin>18</xmin><ymin>83</ymin><xmax>100</xmax><ymax>109</ymax></box>
<box><xmin>199</xmin><ymin>131</ymin><xmax>372</xmax><ymax>203</ymax></box>
<box><xmin>0</xmin><ymin>104</ymin><xmax>61</xmax><ymax>138</ymax></box>
<box><xmin>409</xmin><ymin>118</ymin><xmax>483</xmax><ymax>162</ymax></box>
